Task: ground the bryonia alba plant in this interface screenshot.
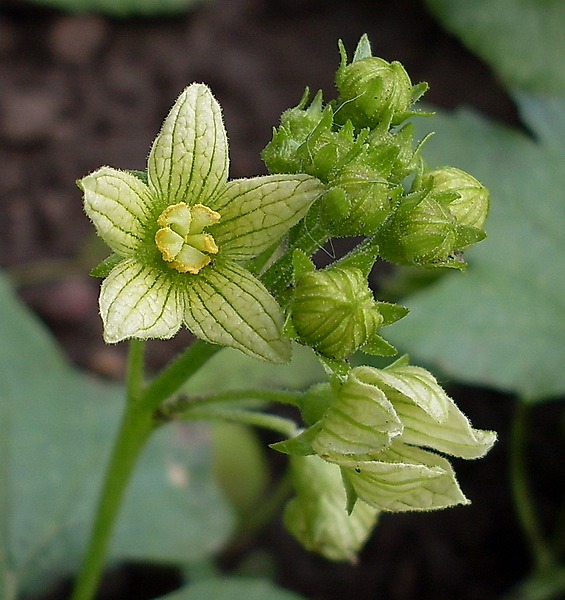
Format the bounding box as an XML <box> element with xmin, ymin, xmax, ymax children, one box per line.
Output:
<box><xmin>73</xmin><ymin>35</ymin><xmax>495</xmax><ymax>600</ymax></box>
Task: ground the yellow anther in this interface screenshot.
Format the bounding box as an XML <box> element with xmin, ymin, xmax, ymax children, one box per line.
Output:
<box><xmin>156</xmin><ymin>203</ymin><xmax>220</xmax><ymax>274</ymax></box>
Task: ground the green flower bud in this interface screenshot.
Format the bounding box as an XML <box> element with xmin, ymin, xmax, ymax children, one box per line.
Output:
<box><xmin>324</xmin><ymin>162</ymin><xmax>398</xmax><ymax>236</ymax></box>
<box><xmin>334</xmin><ymin>48</ymin><xmax>418</xmax><ymax>129</ymax></box>
<box><xmin>261</xmin><ymin>90</ymin><xmax>327</xmax><ymax>175</ymax></box>
<box><xmin>291</xmin><ymin>267</ymin><xmax>384</xmax><ymax>359</ymax></box>
<box><xmin>284</xmin><ymin>454</ymin><xmax>379</xmax><ymax>562</ymax></box>
<box><xmin>377</xmin><ymin>192</ymin><xmax>461</xmax><ymax>268</ymax></box>
<box><xmin>262</xmin><ymin>90</ymin><xmax>357</xmax><ymax>181</ymax></box>
<box><xmin>424</xmin><ymin>166</ymin><xmax>489</xmax><ymax>229</ymax></box>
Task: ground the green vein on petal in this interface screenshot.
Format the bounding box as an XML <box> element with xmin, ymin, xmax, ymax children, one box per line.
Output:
<box><xmin>211</xmin><ymin>174</ymin><xmax>323</xmax><ymax>259</ymax></box>
<box><xmin>184</xmin><ymin>260</ymin><xmax>291</xmax><ymax>363</ymax></box>
<box><xmin>147</xmin><ymin>83</ymin><xmax>229</xmax><ymax>207</ymax></box>
<box><xmin>81</xmin><ymin>166</ymin><xmax>153</xmax><ymax>256</ymax></box>
<box><xmin>100</xmin><ymin>258</ymin><xmax>183</xmax><ymax>343</ymax></box>
<box><xmin>394</xmin><ymin>396</ymin><xmax>497</xmax><ymax>459</ymax></box>
<box><xmin>341</xmin><ymin>442</ymin><xmax>469</xmax><ymax>512</ymax></box>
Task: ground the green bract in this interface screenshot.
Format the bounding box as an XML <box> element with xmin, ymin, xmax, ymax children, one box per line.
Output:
<box><xmin>80</xmin><ymin>83</ymin><xmax>323</xmax><ymax>362</ymax></box>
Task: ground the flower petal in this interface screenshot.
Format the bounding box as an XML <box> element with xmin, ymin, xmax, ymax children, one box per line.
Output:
<box><xmin>210</xmin><ymin>174</ymin><xmax>323</xmax><ymax>259</ymax></box>
<box><xmin>285</xmin><ymin>455</ymin><xmax>379</xmax><ymax>562</ymax></box>
<box><xmin>341</xmin><ymin>442</ymin><xmax>469</xmax><ymax>512</ymax></box>
<box><xmin>394</xmin><ymin>394</ymin><xmax>497</xmax><ymax>459</ymax></box>
<box><xmin>147</xmin><ymin>83</ymin><xmax>229</xmax><ymax>207</ymax></box>
<box><xmin>183</xmin><ymin>260</ymin><xmax>291</xmax><ymax>363</ymax></box>
<box><xmin>80</xmin><ymin>167</ymin><xmax>153</xmax><ymax>256</ymax></box>
<box><xmin>100</xmin><ymin>259</ymin><xmax>183</xmax><ymax>343</ymax></box>
<box><xmin>312</xmin><ymin>370</ymin><xmax>403</xmax><ymax>460</ymax></box>
<box><xmin>363</xmin><ymin>364</ymin><xmax>451</xmax><ymax>422</ymax></box>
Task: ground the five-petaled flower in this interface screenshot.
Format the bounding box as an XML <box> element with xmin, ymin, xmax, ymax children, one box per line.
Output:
<box><xmin>79</xmin><ymin>83</ymin><xmax>323</xmax><ymax>362</ymax></box>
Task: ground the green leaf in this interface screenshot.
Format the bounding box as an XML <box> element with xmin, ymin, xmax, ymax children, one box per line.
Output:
<box><xmin>211</xmin><ymin>423</ymin><xmax>270</xmax><ymax>519</ymax></box>
<box><xmin>27</xmin><ymin>0</ymin><xmax>208</xmax><ymax>18</ymax></box>
<box><xmin>157</xmin><ymin>577</ymin><xmax>306</xmax><ymax>600</ymax></box>
<box><xmin>386</xmin><ymin>94</ymin><xmax>565</xmax><ymax>401</ymax></box>
<box><xmin>425</xmin><ymin>0</ymin><xmax>565</xmax><ymax>93</ymax></box>
<box><xmin>0</xmin><ymin>271</ymin><xmax>233</xmax><ymax>596</ymax></box>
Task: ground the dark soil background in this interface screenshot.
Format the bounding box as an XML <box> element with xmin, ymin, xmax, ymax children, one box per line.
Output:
<box><xmin>1</xmin><ymin>0</ymin><xmax>563</xmax><ymax>599</ymax></box>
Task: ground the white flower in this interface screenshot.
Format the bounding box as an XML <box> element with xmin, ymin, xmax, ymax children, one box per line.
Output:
<box><xmin>79</xmin><ymin>83</ymin><xmax>323</xmax><ymax>362</ymax></box>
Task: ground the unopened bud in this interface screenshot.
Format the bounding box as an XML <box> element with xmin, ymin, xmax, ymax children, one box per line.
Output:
<box><xmin>335</xmin><ymin>51</ymin><xmax>417</xmax><ymax>129</ymax></box>
<box><xmin>377</xmin><ymin>194</ymin><xmax>461</xmax><ymax>267</ymax></box>
<box><xmin>425</xmin><ymin>166</ymin><xmax>489</xmax><ymax>229</ymax></box>
<box><xmin>284</xmin><ymin>454</ymin><xmax>379</xmax><ymax>562</ymax></box>
<box><xmin>292</xmin><ymin>267</ymin><xmax>383</xmax><ymax>358</ymax></box>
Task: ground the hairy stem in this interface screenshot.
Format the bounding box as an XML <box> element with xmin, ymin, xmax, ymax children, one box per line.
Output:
<box><xmin>173</xmin><ymin>405</ymin><xmax>298</xmax><ymax>438</ymax></box>
<box><xmin>139</xmin><ymin>340</ymin><xmax>221</xmax><ymax>413</ymax></box>
<box><xmin>157</xmin><ymin>388</ymin><xmax>304</xmax><ymax>419</ymax></box>
<box><xmin>70</xmin><ymin>403</ymin><xmax>154</xmax><ymax>600</ymax></box>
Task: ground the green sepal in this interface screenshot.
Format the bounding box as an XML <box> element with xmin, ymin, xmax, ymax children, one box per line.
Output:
<box><xmin>292</xmin><ymin>249</ymin><xmax>316</xmax><ymax>281</ymax></box>
<box><xmin>90</xmin><ymin>253</ymin><xmax>122</xmax><ymax>277</ymax></box>
<box><xmin>352</xmin><ymin>34</ymin><xmax>372</xmax><ymax>62</ymax></box>
<box><xmin>375</xmin><ymin>301</ymin><xmax>409</xmax><ymax>326</ymax></box>
<box><xmin>340</xmin><ymin>466</ymin><xmax>360</xmax><ymax>515</ymax></box>
<box><xmin>317</xmin><ymin>353</ymin><xmax>351</xmax><ymax>381</ymax></box>
<box><xmin>455</xmin><ymin>225</ymin><xmax>487</xmax><ymax>250</ymax></box>
<box><xmin>361</xmin><ymin>334</ymin><xmax>398</xmax><ymax>357</ymax></box>
<box><xmin>387</xmin><ymin>354</ymin><xmax>410</xmax><ymax>369</ymax></box>
<box><xmin>282</xmin><ymin>310</ymin><xmax>298</xmax><ymax>337</ymax></box>
<box><xmin>411</xmin><ymin>81</ymin><xmax>430</xmax><ymax>104</ymax></box>
<box><xmin>126</xmin><ymin>169</ymin><xmax>148</xmax><ymax>184</ymax></box>
<box><xmin>270</xmin><ymin>421</ymin><xmax>324</xmax><ymax>456</ymax></box>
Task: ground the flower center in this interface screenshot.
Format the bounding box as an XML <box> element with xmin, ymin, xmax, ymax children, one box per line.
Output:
<box><xmin>155</xmin><ymin>202</ymin><xmax>221</xmax><ymax>274</ymax></box>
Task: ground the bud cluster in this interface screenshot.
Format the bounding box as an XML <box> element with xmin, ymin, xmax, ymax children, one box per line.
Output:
<box><xmin>262</xmin><ymin>35</ymin><xmax>489</xmax><ymax>263</ymax></box>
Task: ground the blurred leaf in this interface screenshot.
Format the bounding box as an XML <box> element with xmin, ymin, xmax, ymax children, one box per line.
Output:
<box><xmin>211</xmin><ymin>422</ymin><xmax>270</xmax><ymax>520</ymax></box>
<box><xmin>425</xmin><ymin>0</ymin><xmax>565</xmax><ymax>93</ymax></box>
<box><xmin>0</xmin><ymin>272</ymin><xmax>233</xmax><ymax>596</ymax></box>
<box><xmin>26</xmin><ymin>0</ymin><xmax>207</xmax><ymax>17</ymax></box>
<box><xmin>386</xmin><ymin>93</ymin><xmax>565</xmax><ymax>401</ymax></box>
<box><xmin>186</xmin><ymin>344</ymin><xmax>325</xmax><ymax>395</ymax></box>
<box><xmin>158</xmin><ymin>577</ymin><xmax>306</xmax><ymax>600</ymax></box>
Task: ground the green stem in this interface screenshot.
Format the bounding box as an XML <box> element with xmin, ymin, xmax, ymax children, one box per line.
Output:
<box><xmin>139</xmin><ymin>340</ymin><xmax>221</xmax><ymax>413</ymax></box>
<box><xmin>176</xmin><ymin>406</ymin><xmax>298</xmax><ymax>438</ymax></box>
<box><xmin>126</xmin><ymin>339</ymin><xmax>145</xmax><ymax>402</ymax></box>
<box><xmin>158</xmin><ymin>388</ymin><xmax>304</xmax><ymax>418</ymax></box>
<box><xmin>510</xmin><ymin>400</ymin><xmax>556</xmax><ymax>574</ymax></box>
<box><xmin>72</xmin><ymin>339</ymin><xmax>221</xmax><ymax>600</ymax></box>
<box><xmin>70</xmin><ymin>398</ymin><xmax>154</xmax><ymax>600</ymax></box>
